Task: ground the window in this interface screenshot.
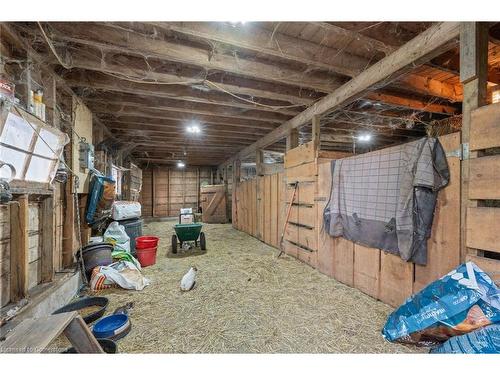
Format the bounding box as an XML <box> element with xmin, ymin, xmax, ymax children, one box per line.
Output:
<box><xmin>0</xmin><ymin>108</ymin><xmax>68</xmax><ymax>184</ymax></box>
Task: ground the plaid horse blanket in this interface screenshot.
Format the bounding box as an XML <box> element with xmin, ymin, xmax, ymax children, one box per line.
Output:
<box><xmin>323</xmin><ymin>137</ymin><xmax>449</xmax><ymax>265</ymax></box>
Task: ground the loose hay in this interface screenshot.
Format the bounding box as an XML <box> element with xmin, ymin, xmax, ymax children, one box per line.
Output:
<box><xmin>89</xmin><ymin>220</ymin><xmax>424</xmax><ymax>353</ymax></box>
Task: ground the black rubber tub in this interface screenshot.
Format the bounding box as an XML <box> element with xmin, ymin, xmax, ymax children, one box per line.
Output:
<box><xmin>76</xmin><ymin>242</ymin><xmax>113</xmax><ymax>274</ymax></box>
<box><xmin>53</xmin><ymin>296</ymin><xmax>109</xmax><ymax>324</ymax></box>
<box><xmin>61</xmin><ymin>338</ymin><xmax>118</xmax><ymax>354</ymax></box>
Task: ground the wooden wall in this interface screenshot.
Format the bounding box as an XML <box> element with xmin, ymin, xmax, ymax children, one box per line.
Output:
<box><xmin>233</xmin><ymin>173</ymin><xmax>285</xmax><ymax>247</ymax></box>
<box><xmin>139</xmin><ymin>167</ymin><xmax>212</xmax><ymax>217</ymax></box>
<box><xmin>465</xmin><ymin>103</ymin><xmax>500</xmax><ymax>285</ymax></box>
<box><xmin>232</xmin><ymin>133</ymin><xmax>476</xmax><ymax>308</ymax></box>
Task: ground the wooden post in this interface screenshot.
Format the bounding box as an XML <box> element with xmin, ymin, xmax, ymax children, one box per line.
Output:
<box><xmin>10</xmin><ymin>195</ymin><xmax>29</xmax><ymax>301</ymax></box>
<box><xmin>78</xmin><ymin>194</ymin><xmax>90</xmax><ymax>247</ymax></box>
<box><xmin>152</xmin><ymin>167</ymin><xmax>157</xmax><ymax>217</ymax></box>
<box><xmin>62</xmin><ymin>175</ymin><xmax>75</xmax><ymax>268</ymax></box>
<box><xmin>232</xmin><ymin>160</ymin><xmax>241</xmax><ymax>229</ymax></box>
<box><xmin>459</xmin><ymin>22</ymin><xmax>489</xmax><ymax>261</ymax></box>
<box><xmin>256</xmin><ymin>149</ymin><xmax>264</xmax><ymax>176</ymax></box>
<box><xmin>312</xmin><ymin>115</ymin><xmax>321</xmax><ymax>152</ymax></box>
<box><xmin>286</xmin><ymin>128</ymin><xmax>299</xmax><ymax>151</ymax></box>
<box><xmin>41</xmin><ymin>197</ymin><xmax>54</xmax><ymax>283</ymax></box>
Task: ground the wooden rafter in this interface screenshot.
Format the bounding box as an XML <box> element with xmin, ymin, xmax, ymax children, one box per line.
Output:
<box><xmin>219</xmin><ymin>22</ymin><xmax>461</xmax><ymax>167</ymax></box>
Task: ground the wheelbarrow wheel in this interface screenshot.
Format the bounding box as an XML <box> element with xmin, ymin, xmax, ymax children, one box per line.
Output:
<box><xmin>171</xmin><ymin>235</ymin><xmax>178</xmax><ymax>254</ymax></box>
<box><xmin>200</xmin><ymin>232</ymin><xmax>206</xmax><ymax>251</ymax></box>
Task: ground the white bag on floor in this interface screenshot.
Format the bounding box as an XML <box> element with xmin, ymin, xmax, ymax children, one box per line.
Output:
<box><xmin>91</xmin><ymin>261</ymin><xmax>150</xmax><ymax>291</ymax></box>
<box><xmin>104</xmin><ymin>221</ymin><xmax>130</xmax><ymax>252</ymax></box>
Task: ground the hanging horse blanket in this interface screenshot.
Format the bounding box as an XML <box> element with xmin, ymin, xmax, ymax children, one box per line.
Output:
<box><xmin>323</xmin><ymin>137</ymin><xmax>449</xmax><ymax>265</ymax></box>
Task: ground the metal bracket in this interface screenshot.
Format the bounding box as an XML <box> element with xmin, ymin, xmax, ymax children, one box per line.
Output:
<box><xmin>446</xmin><ymin>143</ymin><xmax>469</xmax><ymax>160</ymax></box>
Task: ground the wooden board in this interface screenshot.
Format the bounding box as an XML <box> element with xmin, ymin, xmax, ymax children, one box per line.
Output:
<box><xmin>379</xmin><ymin>252</ymin><xmax>414</xmax><ymax>307</ymax></box>
<box><xmin>283</xmin><ymin>240</ymin><xmax>298</xmax><ymax>258</ymax></box>
<box><xmin>470</xmin><ymin>102</ymin><xmax>500</xmax><ymax>151</ymax></box>
<box><xmin>289</xmin><ymin>205</ymin><xmax>315</xmax><ymax>228</ymax></box>
<box><xmin>285</xmin><ymin>223</ymin><xmax>317</xmax><ymax>251</ymax></box>
<box><xmin>0</xmin><ymin>312</ymin><xmax>103</xmax><ymax>353</ymax></box>
<box><xmin>466</xmin><ymin>207</ymin><xmax>500</xmax><ymax>253</ymax></box>
<box><xmin>264</xmin><ymin>175</ymin><xmax>271</xmax><ymax>245</ymax></box>
<box><xmin>285</xmin><ymin>162</ymin><xmax>317</xmax><ymax>183</ymax></box>
<box><xmin>270</xmin><ymin>173</ymin><xmax>278</xmax><ymax>247</ymax></box>
<box><xmin>316</xmin><ymin>159</ymin><xmax>334</xmax><ymax>277</ymax></box>
<box><xmin>414</xmin><ymin>132</ymin><xmax>461</xmax><ymax>292</ymax></box>
<box><xmin>201</xmin><ymin>184</ymin><xmax>227</xmax><ymax>223</ymax></box>
<box><xmin>257</xmin><ymin>176</ymin><xmax>264</xmax><ymax>240</ymax></box>
<box><xmin>353</xmin><ymin>244</ymin><xmax>380</xmax><ymax>299</ymax></box>
<box><xmin>469</xmin><ymin>155</ymin><xmax>500</xmax><ymax>199</ymax></box>
<box><xmin>295</xmin><ymin>242</ymin><xmax>317</xmax><ymax>268</ymax></box>
<box><xmin>332</xmin><ymin>237</ymin><xmax>354</xmax><ymax>287</ymax></box>
<box><xmin>10</xmin><ymin>196</ymin><xmax>29</xmax><ymax>302</ymax></box>
<box><xmin>286</xmin><ymin>182</ymin><xmax>316</xmax><ymax>205</ymax></box>
<box><xmin>284</xmin><ymin>141</ymin><xmax>316</xmax><ymax>169</ymax></box>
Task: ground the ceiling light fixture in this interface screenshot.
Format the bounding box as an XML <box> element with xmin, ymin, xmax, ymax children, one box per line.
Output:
<box><xmin>357</xmin><ymin>134</ymin><xmax>372</xmax><ymax>142</ymax></box>
<box><xmin>186</xmin><ymin>123</ymin><xmax>201</xmax><ymax>134</ymax></box>
<box><xmin>177</xmin><ymin>161</ymin><xmax>185</xmax><ymax>168</ymax></box>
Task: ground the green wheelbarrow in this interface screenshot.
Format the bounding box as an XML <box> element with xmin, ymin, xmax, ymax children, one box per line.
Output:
<box><xmin>171</xmin><ymin>215</ymin><xmax>206</xmax><ymax>254</ymax></box>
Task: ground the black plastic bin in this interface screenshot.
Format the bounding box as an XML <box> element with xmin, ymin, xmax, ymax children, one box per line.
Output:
<box><xmin>118</xmin><ymin>218</ymin><xmax>143</xmax><ymax>255</ymax></box>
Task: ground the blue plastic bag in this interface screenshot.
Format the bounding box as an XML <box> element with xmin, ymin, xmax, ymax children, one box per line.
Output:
<box><xmin>382</xmin><ymin>262</ymin><xmax>500</xmax><ymax>347</ymax></box>
<box><xmin>431</xmin><ymin>324</ymin><xmax>500</xmax><ymax>354</ymax></box>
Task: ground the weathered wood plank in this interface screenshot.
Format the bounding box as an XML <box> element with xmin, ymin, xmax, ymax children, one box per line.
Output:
<box><xmin>466</xmin><ymin>207</ymin><xmax>500</xmax><ymax>253</ymax></box>
<box><xmin>379</xmin><ymin>252</ymin><xmax>414</xmax><ymax>307</ymax></box>
<box><xmin>332</xmin><ymin>238</ymin><xmax>355</xmax><ymax>287</ymax></box>
<box><xmin>0</xmin><ymin>311</ymin><xmax>78</xmax><ymax>353</ymax></box>
<box><xmin>286</xmin><ymin>162</ymin><xmax>317</xmax><ymax>183</ymax></box>
<box><xmin>470</xmin><ymin>102</ymin><xmax>500</xmax><ymax>151</ymax></box>
<box><xmin>284</xmin><ymin>141</ymin><xmax>316</xmax><ymax>169</ymax></box>
<box><xmin>469</xmin><ymin>155</ymin><xmax>500</xmax><ymax>199</ymax></box>
<box><xmin>10</xmin><ymin>196</ymin><xmax>29</xmax><ymax>301</ymax></box>
<box><xmin>286</xmin><ymin>182</ymin><xmax>315</xmax><ymax>205</ymax></box>
<box><xmin>353</xmin><ymin>244</ymin><xmax>380</xmax><ymax>299</ymax></box>
<box><xmin>41</xmin><ymin>197</ymin><xmax>54</xmax><ymax>283</ymax></box>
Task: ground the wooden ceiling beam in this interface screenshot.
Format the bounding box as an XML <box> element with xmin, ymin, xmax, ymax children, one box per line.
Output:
<box><xmin>87</xmin><ymin>102</ymin><xmax>287</xmax><ymax>124</ymax></box>
<box><xmin>63</xmin><ymin>71</ymin><xmax>304</xmax><ymax>116</ymax></box>
<box><xmin>81</xmin><ymin>92</ymin><xmax>293</xmax><ymax>122</ymax></box>
<box><xmin>154</xmin><ymin>21</ymin><xmax>463</xmax><ymax>102</ymax></box>
<box><xmin>29</xmin><ymin>23</ymin><xmax>459</xmax><ymax>114</ymax></box>
<box><xmin>105</xmin><ymin>121</ymin><xmax>270</xmax><ymax>137</ymax></box>
<box><xmin>219</xmin><ymin>22</ymin><xmax>460</xmax><ymax>167</ymax></box>
<box><xmin>98</xmin><ymin>114</ymin><xmax>277</xmax><ymax>131</ymax></box>
<box><xmin>39</xmin><ymin>22</ymin><xmax>346</xmax><ymax>93</ymax></box>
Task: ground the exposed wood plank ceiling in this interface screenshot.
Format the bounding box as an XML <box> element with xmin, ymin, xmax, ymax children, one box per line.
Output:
<box><xmin>3</xmin><ymin>21</ymin><xmax>500</xmax><ymax>166</ymax></box>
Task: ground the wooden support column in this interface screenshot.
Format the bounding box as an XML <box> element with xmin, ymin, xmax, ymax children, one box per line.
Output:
<box><xmin>152</xmin><ymin>167</ymin><xmax>157</xmax><ymax>217</ymax></box>
<box><xmin>312</xmin><ymin>115</ymin><xmax>321</xmax><ymax>152</ymax></box>
<box><xmin>460</xmin><ymin>22</ymin><xmax>489</xmax><ymax>261</ymax></box>
<box><xmin>41</xmin><ymin>197</ymin><xmax>54</xmax><ymax>283</ymax></box>
<box><xmin>62</xmin><ymin>175</ymin><xmax>75</xmax><ymax>268</ymax></box>
<box><xmin>232</xmin><ymin>160</ymin><xmax>241</xmax><ymax>229</ymax></box>
<box><xmin>10</xmin><ymin>195</ymin><xmax>29</xmax><ymax>301</ymax></box>
<box><xmin>256</xmin><ymin>149</ymin><xmax>265</xmax><ymax>176</ymax></box>
<box><xmin>286</xmin><ymin>128</ymin><xmax>299</xmax><ymax>151</ymax></box>
<box><xmin>78</xmin><ymin>194</ymin><xmax>90</xmax><ymax>247</ymax></box>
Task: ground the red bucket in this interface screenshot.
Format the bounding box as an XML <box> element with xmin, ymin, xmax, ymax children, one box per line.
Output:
<box><xmin>136</xmin><ymin>236</ymin><xmax>159</xmax><ymax>250</ymax></box>
<box><xmin>136</xmin><ymin>246</ymin><xmax>157</xmax><ymax>267</ymax></box>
